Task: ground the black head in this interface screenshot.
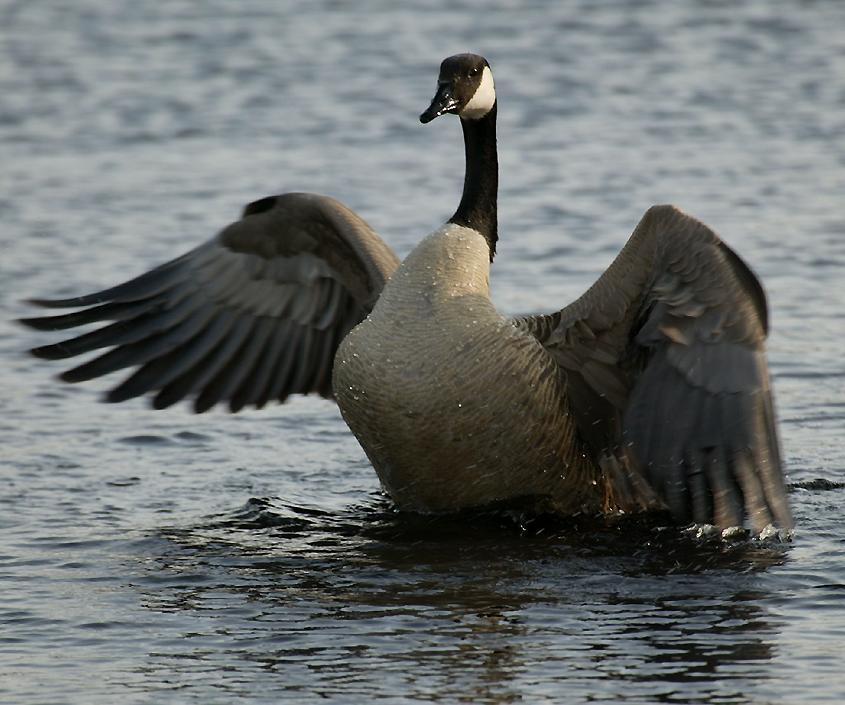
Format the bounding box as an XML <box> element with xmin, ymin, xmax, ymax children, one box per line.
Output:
<box><xmin>420</xmin><ymin>54</ymin><xmax>496</xmax><ymax>124</ymax></box>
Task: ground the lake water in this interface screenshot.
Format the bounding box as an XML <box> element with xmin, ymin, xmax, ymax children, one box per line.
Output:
<box><xmin>2</xmin><ymin>1</ymin><xmax>844</xmax><ymax>703</ymax></box>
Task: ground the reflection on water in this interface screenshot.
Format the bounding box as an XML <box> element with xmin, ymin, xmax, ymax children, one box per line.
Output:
<box><xmin>131</xmin><ymin>500</ymin><xmax>790</xmax><ymax>703</ymax></box>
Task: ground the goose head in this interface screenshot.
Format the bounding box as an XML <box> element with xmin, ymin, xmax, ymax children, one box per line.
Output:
<box><xmin>419</xmin><ymin>53</ymin><xmax>496</xmax><ymax>124</ymax></box>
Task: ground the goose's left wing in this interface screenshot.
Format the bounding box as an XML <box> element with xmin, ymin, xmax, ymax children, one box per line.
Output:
<box><xmin>20</xmin><ymin>192</ymin><xmax>400</xmax><ymax>412</ymax></box>
<box><xmin>515</xmin><ymin>205</ymin><xmax>791</xmax><ymax>532</ymax></box>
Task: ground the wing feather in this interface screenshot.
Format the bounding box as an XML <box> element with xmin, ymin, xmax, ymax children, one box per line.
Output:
<box><xmin>27</xmin><ymin>256</ymin><xmax>191</xmax><ymax>309</ymax></box>
<box><xmin>151</xmin><ymin>311</ymin><xmax>243</xmax><ymax>410</ymax></box>
<box><xmin>515</xmin><ymin>205</ymin><xmax>792</xmax><ymax>530</ymax></box>
<box><xmin>21</xmin><ymin>192</ymin><xmax>400</xmax><ymax>412</ymax></box>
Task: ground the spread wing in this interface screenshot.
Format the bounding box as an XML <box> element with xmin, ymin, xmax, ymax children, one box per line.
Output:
<box><xmin>20</xmin><ymin>192</ymin><xmax>400</xmax><ymax>413</ymax></box>
<box><xmin>515</xmin><ymin>205</ymin><xmax>792</xmax><ymax>532</ymax></box>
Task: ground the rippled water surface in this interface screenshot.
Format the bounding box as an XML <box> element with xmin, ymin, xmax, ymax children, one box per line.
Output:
<box><xmin>2</xmin><ymin>2</ymin><xmax>845</xmax><ymax>703</ymax></box>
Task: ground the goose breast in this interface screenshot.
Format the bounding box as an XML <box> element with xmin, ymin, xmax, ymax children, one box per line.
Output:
<box><xmin>333</xmin><ymin>224</ymin><xmax>602</xmax><ymax>513</ymax></box>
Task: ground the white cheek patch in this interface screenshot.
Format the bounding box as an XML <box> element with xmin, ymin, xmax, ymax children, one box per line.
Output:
<box><xmin>460</xmin><ymin>66</ymin><xmax>496</xmax><ymax>120</ymax></box>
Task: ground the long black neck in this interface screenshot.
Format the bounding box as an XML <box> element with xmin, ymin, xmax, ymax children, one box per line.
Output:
<box><xmin>449</xmin><ymin>103</ymin><xmax>498</xmax><ymax>260</ymax></box>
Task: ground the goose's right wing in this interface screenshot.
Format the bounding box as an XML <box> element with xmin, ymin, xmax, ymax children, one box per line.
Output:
<box><xmin>20</xmin><ymin>192</ymin><xmax>400</xmax><ymax>412</ymax></box>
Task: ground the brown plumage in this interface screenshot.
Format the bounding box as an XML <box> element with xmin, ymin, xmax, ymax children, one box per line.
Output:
<box><xmin>20</xmin><ymin>54</ymin><xmax>792</xmax><ymax>533</ymax></box>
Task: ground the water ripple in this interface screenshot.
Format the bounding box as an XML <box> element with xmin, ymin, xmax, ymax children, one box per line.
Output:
<box><xmin>2</xmin><ymin>1</ymin><xmax>844</xmax><ymax>703</ymax></box>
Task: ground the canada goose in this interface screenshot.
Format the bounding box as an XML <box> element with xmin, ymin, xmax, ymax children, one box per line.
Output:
<box><xmin>21</xmin><ymin>53</ymin><xmax>792</xmax><ymax>534</ymax></box>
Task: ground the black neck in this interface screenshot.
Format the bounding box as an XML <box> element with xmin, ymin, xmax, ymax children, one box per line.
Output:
<box><xmin>449</xmin><ymin>103</ymin><xmax>498</xmax><ymax>260</ymax></box>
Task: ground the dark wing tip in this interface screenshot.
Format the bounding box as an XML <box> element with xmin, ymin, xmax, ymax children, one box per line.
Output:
<box><xmin>30</xmin><ymin>342</ymin><xmax>73</xmax><ymax>360</ymax></box>
<box><xmin>24</xmin><ymin>296</ymin><xmax>98</xmax><ymax>309</ymax></box>
<box><xmin>59</xmin><ymin>366</ymin><xmax>89</xmax><ymax>383</ymax></box>
<box><xmin>24</xmin><ymin>297</ymin><xmax>65</xmax><ymax>308</ymax></box>
<box><xmin>18</xmin><ymin>316</ymin><xmax>56</xmax><ymax>332</ymax></box>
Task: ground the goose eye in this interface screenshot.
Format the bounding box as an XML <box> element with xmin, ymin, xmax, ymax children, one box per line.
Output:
<box><xmin>469</xmin><ymin>67</ymin><xmax>479</xmax><ymax>77</ymax></box>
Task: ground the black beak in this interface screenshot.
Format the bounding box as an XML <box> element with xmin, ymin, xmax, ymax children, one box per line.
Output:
<box><xmin>420</xmin><ymin>81</ymin><xmax>459</xmax><ymax>124</ymax></box>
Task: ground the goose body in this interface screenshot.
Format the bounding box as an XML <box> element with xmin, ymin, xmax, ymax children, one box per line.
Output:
<box><xmin>21</xmin><ymin>54</ymin><xmax>792</xmax><ymax>533</ymax></box>
<box><xmin>335</xmin><ymin>223</ymin><xmax>601</xmax><ymax>513</ymax></box>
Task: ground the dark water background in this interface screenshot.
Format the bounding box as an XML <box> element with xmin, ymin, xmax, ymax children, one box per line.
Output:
<box><xmin>2</xmin><ymin>1</ymin><xmax>844</xmax><ymax>703</ymax></box>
